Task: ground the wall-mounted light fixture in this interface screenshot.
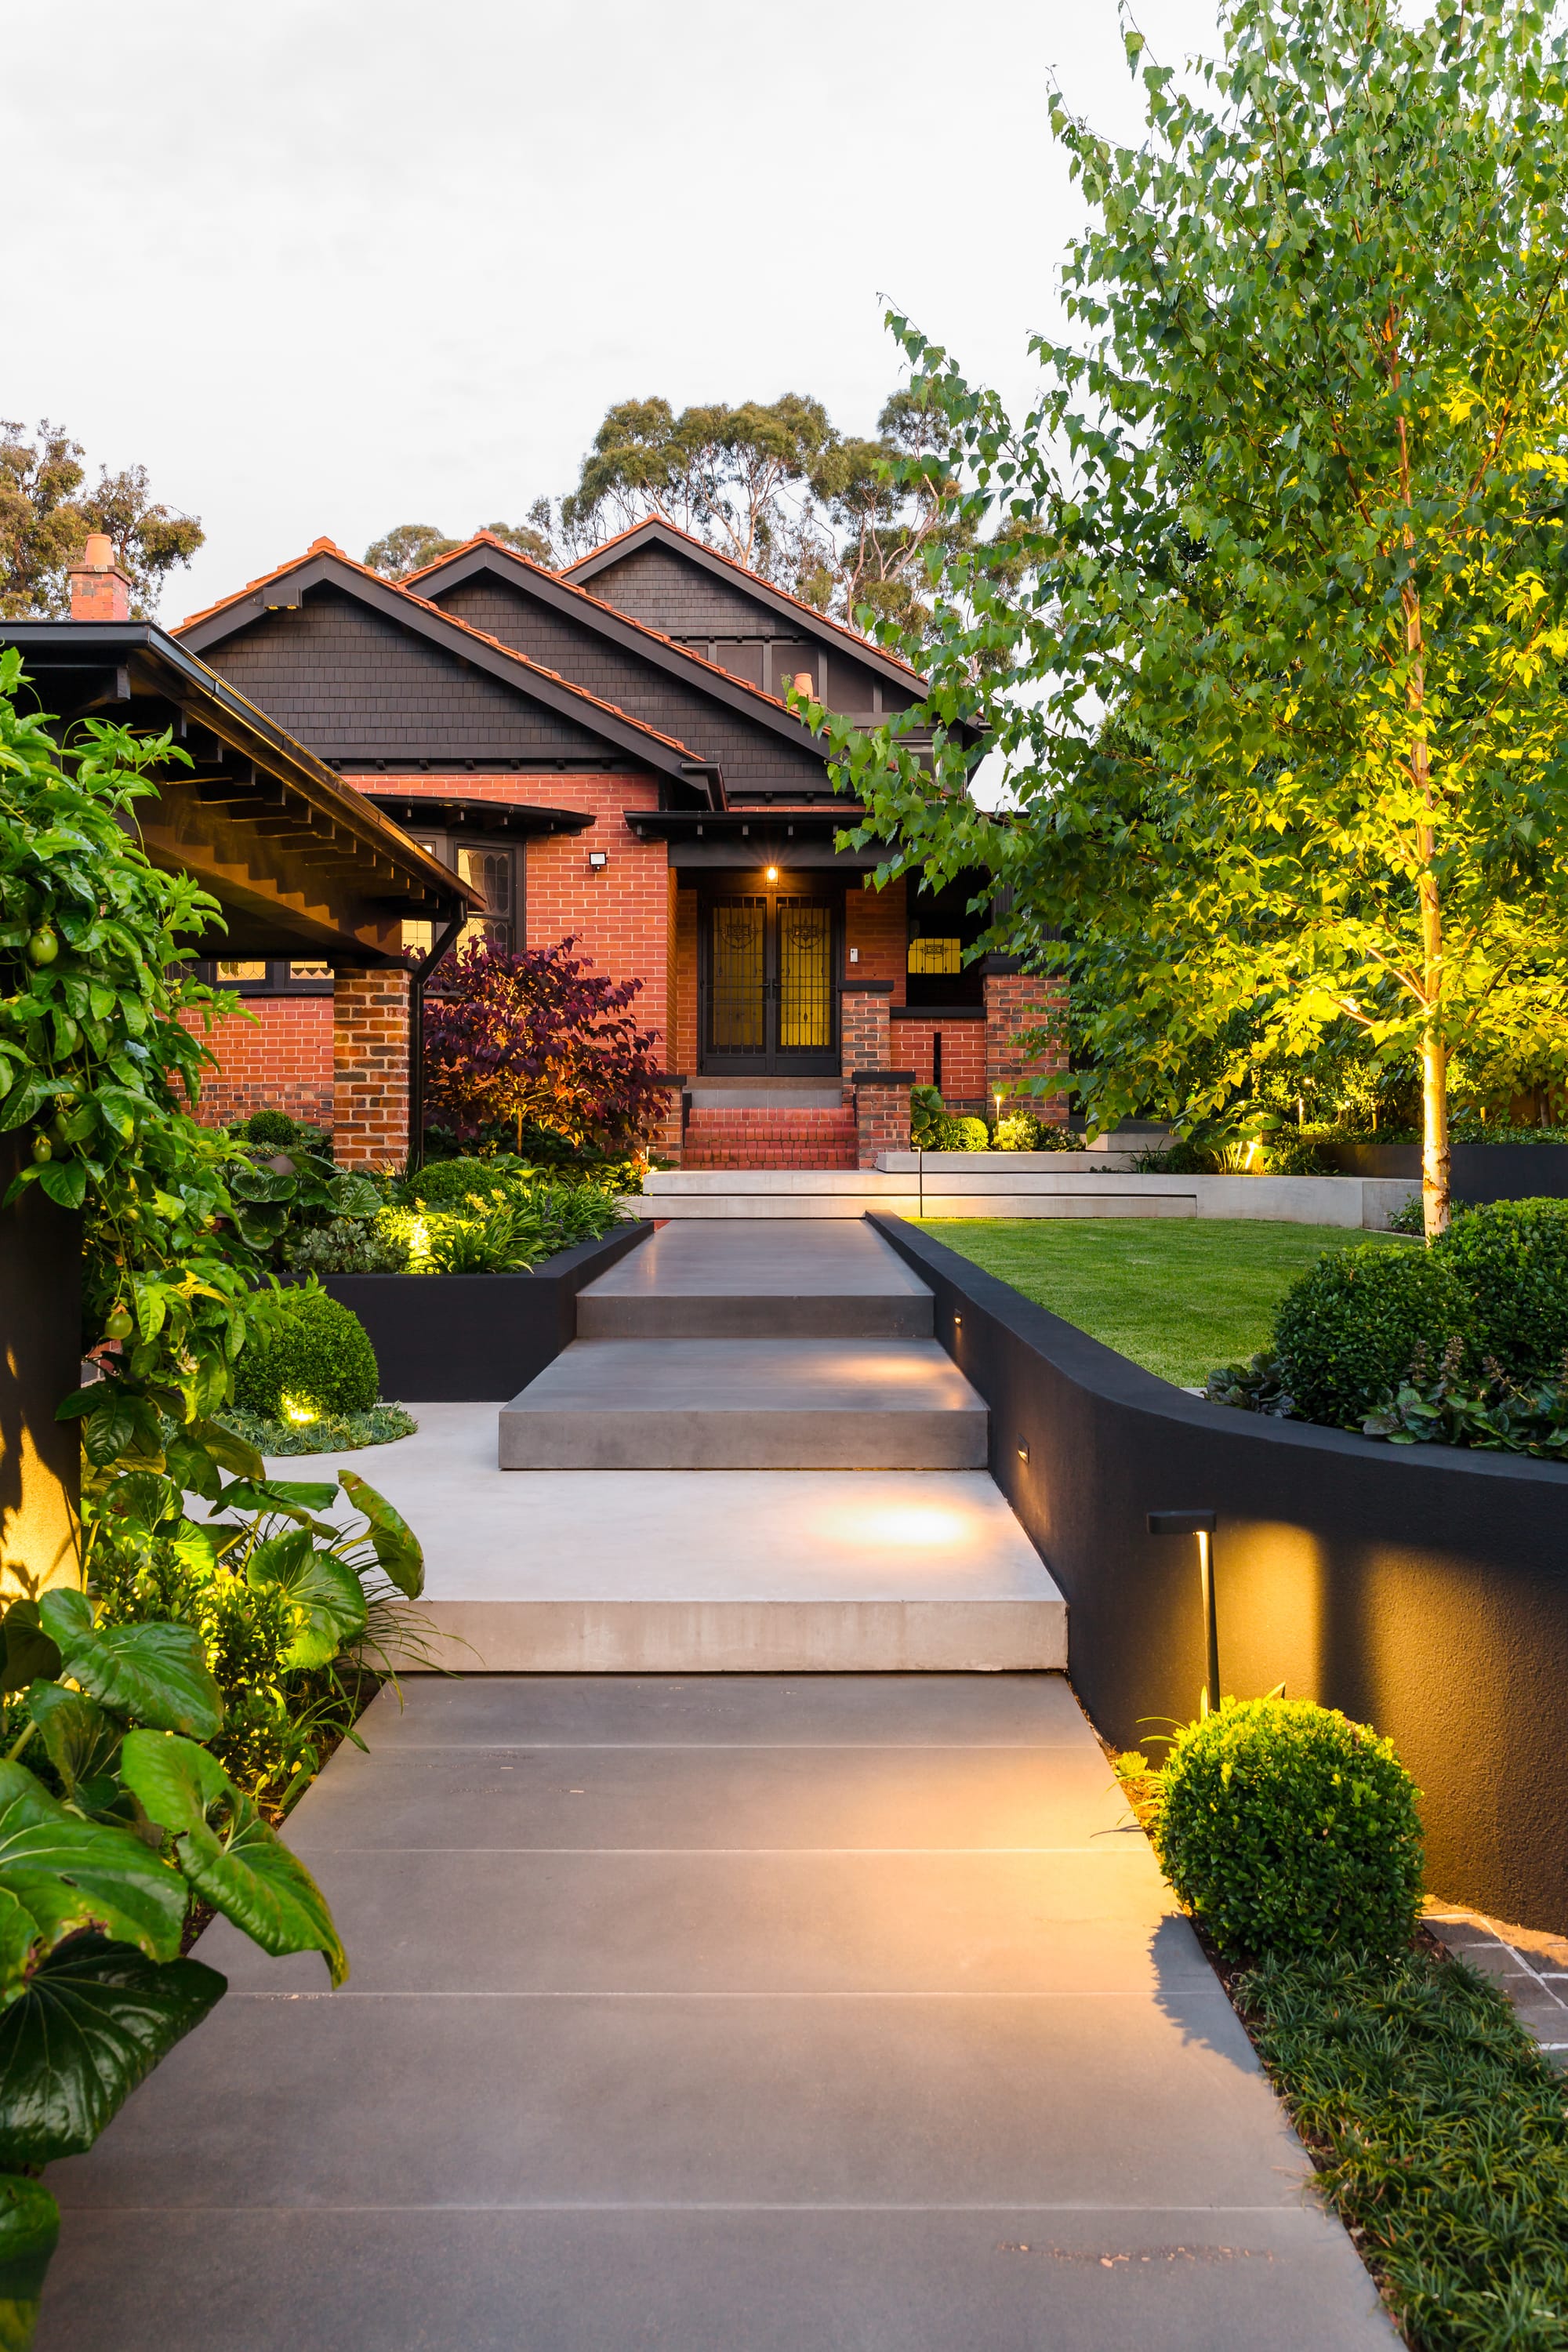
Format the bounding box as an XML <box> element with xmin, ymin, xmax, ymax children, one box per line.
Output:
<box><xmin>1147</xmin><ymin>1508</ymin><xmax>1219</xmax><ymax>1715</ymax></box>
<box><xmin>765</xmin><ymin>866</ymin><xmax>779</xmax><ymax>883</ymax></box>
<box><xmin>1016</xmin><ymin>1439</ymin><xmax>1030</xmax><ymax>1464</ymax></box>
<box><xmin>588</xmin><ymin>851</ymin><xmax>608</xmax><ymax>872</ymax></box>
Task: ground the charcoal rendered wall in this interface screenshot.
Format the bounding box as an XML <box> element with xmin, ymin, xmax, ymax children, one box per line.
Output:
<box><xmin>316</xmin><ymin>1221</ymin><xmax>648</xmax><ymax>1402</ymax></box>
<box><xmin>872</xmin><ymin>1214</ymin><xmax>1568</xmax><ymax>1931</ymax></box>
<box><xmin>1317</xmin><ymin>1140</ymin><xmax>1568</xmax><ymax>1200</ymax></box>
<box><xmin>0</xmin><ymin>1134</ymin><xmax>82</xmax><ymax>1598</ymax></box>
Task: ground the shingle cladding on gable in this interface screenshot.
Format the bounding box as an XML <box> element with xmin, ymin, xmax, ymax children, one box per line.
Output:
<box><xmin>430</xmin><ymin>575</ymin><xmax>827</xmax><ymax>797</ymax></box>
<box><xmin>201</xmin><ymin>588</ymin><xmax>617</xmax><ymax>763</ymax></box>
<box><xmin>583</xmin><ymin>542</ymin><xmax>916</xmax><ymax>720</ymax></box>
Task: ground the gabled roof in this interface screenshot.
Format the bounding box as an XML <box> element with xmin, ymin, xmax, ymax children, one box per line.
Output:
<box><xmin>401</xmin><ymin>531</ymin><xmax>846</xmax><ymax>766</ymax></box>
<box><xmin>177</xmin><ymin>539</ymin><xmax>724</xmax><ymax>804</ymax></box>
<box><xmin>560</xmin><ymin>514</ymin><xmax>926</xmax><ymax>690</ymax></box>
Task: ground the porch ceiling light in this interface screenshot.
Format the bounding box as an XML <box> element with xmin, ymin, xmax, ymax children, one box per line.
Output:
<box><xmin>766</xmin><ymin>865</ymin><xmax>779</xmax><ymax>881</ymax></box>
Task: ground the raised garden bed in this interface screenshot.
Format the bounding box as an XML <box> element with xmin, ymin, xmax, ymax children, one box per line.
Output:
<box><xmin>873</xmin><ymin>1212</ymin><xmax>1568</xmax><ymax>1932</ymax></box>
<box><xmin>310</xmin><ymin>1221</ymin><xmax>649</xmax><ymax>1401</ymax></box>
<box><xmin>1317</xmin><ymin>1139</ymin><xmax>1568</xmax><ymax>1199</ymax></box>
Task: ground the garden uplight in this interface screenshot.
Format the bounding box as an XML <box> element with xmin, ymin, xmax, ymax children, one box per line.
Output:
<box><xmin>1148</xmin><ymin>1508</ymin><xmax>1220</xmax><ymax>1717</ymax></box>
<box><xmin>280</xmin><ymin>1394</ymin><xmax>320</xmax><ymax>1426</ymax></box>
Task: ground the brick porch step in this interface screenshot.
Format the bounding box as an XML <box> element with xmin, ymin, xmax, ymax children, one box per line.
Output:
<box><xmin>682</xmin><ymin>1105</ymin><xmax>857</xmax><ymax>1172</ymax></box>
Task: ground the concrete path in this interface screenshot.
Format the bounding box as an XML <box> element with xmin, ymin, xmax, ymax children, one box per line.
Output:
<box><xmin>40</xmin><ymin>1672</ymin><xmax>1395</xmax><ymax>2350</ymax></box>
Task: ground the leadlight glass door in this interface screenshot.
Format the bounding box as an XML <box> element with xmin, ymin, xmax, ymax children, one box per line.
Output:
<box><xmin>702</xmin><ymin>890</ymin><xmax>837</xmax><ymax>1073</ymax></box>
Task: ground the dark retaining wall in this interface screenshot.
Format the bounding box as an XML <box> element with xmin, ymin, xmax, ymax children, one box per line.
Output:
<box><xmin>871</xmin><ymin>1214</ymin><xmax>1568</xmax><ymax>1932</ymax></box>
<box><xmin>0</xmin><ymin>1133</ymin><xmax>82</xmax><ymax>1594</ymax></box>
<box><xmin>316</xmin><ymin>1221</ymin><xmax>649</xmax><ymax>1402</ymax></box>
<box><xmin>1317</xmin><ymin>1140</ymin><xmax>1568</xmax><ymax>1200</ymax></box>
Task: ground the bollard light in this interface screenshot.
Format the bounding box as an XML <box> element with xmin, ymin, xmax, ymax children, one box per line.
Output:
<box><xmin>1147</xmin><ymin>1508</ymin><xmax>1220</xmax><ymax>1717</ymax></box>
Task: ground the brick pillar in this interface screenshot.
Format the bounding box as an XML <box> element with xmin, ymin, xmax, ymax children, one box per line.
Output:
<box><xmin>333</xmin><ymin>966</ymin><xmax>411</xmax><ymax>1170</ymax></box>
<box><xmin>985</xmin><ymin>967</ymin><xmax>1068</xmax><ymax>1124</ymax></box>
<box><xmin>840</xmin><ymin>981</ymin><xmax>893</xmax><ymax>1087</ymax></box>
<box><xmin>651</xmin><ymin>1076</ymin><xmax>686</xmax><ymax>1167</ymax></box>
<box><xmin>851</xmin><ymin>1073</ymin><xmax>914</xmax><ymax>1168</ymax></box>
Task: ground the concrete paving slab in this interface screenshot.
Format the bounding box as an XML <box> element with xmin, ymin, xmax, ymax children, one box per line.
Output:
<box><xmin>38</xmin><ymin>2206</ymin><xmax>1399</xmax><ymax>2352</ymax></box>
<box><xmin>577</xmin><ymin>1216</ymin><xmax>934</xmax><ymax>1338</ymax></box>
<box><xmin>499</xmin><ymin>1338</ymin><xmax>989</xmax><ymax>1468</ymax></box>
<box><xmin>273</xmin><ymin>1739</ymin><xmax>1141</xmax><ymax>1853</ymax></box>
<box><xmin>195</xmin><ymin>1848</ymin><xmax>1212</xmax><ymax>1998</ymax></box>
<box><xmin>349</xmin><ymin>1669</ymin><xmax>1096</xmax><ymax>1748</ymax></box>
<box><xmin>39</xmin><ymin>1674</ymin><xmax>1394</xmax><ymax>2351</ymax></box>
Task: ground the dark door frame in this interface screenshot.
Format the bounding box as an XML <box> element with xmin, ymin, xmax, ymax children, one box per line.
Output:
<box><xmin>697</xmin><ymin>877</ymin><xmax>842</xmax><ymax>1076</ymax></box>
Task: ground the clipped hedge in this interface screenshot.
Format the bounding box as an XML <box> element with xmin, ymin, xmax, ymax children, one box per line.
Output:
<box><xmin>1152</xmin><ymin>1698</ymin><xmax>1425</xmax><ymax>1963</ymax></box>
<box><xmin>236</xmin><ymin>1282</ymin><xmax>379</xmax><ymax>1419</ymax></box>
<box><xmin>1271</xmin><ymin>1243</ymin><xmax>1469</xmax><ymax>1428</ymax></box>
<box><xmin>1434</xmin><ymin>1197</ymin><xmax>1568</xmax><ymax>1381</ymax></box>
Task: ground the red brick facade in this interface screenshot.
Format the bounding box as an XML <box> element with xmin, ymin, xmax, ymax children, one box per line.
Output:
<box><xmin>985</xmin><ymin>972</ymin><xmax>1069</xmax><ymax>1122</ymax></box>
<box><xmin>183</xmin><ymin>996</ymin><xmax>334</xmax><ymax>1132</ymax></box>
<box><xmin>843</xmin><ymin>875</ymin><xmax>906</xmax><ymax>999</ymax></box>
<box><xmin>332</xmin><ymin>968</ymin><xmax>411</xmax><ymax>1171</ymax></box>
<box><xmin>891</xmin><ymin>1015</ymin><xmax>987</xmax><ymax>1110</ymax></box>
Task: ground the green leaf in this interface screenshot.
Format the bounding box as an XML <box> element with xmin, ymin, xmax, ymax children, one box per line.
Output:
<box><xmin>60</xmin><ymin>1622</ymin><xmax>223</xmax><ymax>1741</ymax></box>
<box><xmin>212</xmin><ymin>1477</ymin><xmax>339</xmax><ymax>1517</ymax></box>
<box><xmin>0</xmin><ymin>1936</ymin><xmax>224</xmax><ymax>2165</ymax></box>
<box><xmin>37</xmin><ymin>1590</ymin><xmax>93</xmax><ymax>1653</ymax></box>
<box><xmin>35</xmin><ymin>1160</ymin><xmax>85</xmax><ymax>1211</ymax></box>
<box><xmin>339</xmin><ymin>1471</ymin><xmax>425</xmax><ymax>1599</ymax></box>
<box><xmin>188</xmin><ymin>1418</ymin><xmax>264</xmax><ymax>1480</ymax></box>
<box><xmin>245</xmin><ymin>1532</ymin><xmax>366</xmax><ymax>1670</ymax></box>
<box><xmin>325</xmin><ymin>1171</ymin><xmax>380</xmax><ymax>1218</ymax></box>
<box><xmin>0</xmin><ymin>1894</ymin><xmax>38</xmax><ymax>2008</ymax></box>
<box><xmin>25</xmin><ymin>1686</ymin><xmax>121</xmax><ymax>1806</ymax></box>
<box><xmin>0</xmin><ymin>1074</ymin><xmax>49</xmax><ymax>1134</ymax></box>
<box><xmin>118</xmin><ymin>1734</ymin><xmax>347</xmax><ymax>1986</ymax></box>
<box><xmin>229</xmin><ymin>1165</ymin><xmax>296</xmax><ymax>1203</ymax></box>
<box><xmin>0</xmin><ymin>1764</ymin><xmax>186</xmax><ymax>1965</ymax></box>
<box><xmin>99</xmin><ymin>1468</ymin><xmax>179</xmax><ymax>1534</ymax></box>
<box><xmin>0</xmin><ymin>1610</ymin><xmax>60</xmax><ymax>1700</ymax></box>
<box><xmin>0</xmin><ymin>2171</ymin><xmax>60</xmax><ymax>2347</ymax></box>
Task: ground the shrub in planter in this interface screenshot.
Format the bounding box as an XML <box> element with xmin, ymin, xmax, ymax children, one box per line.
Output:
<box><xmin>245</xmin><ymin>1107</ymin><xmax>298</xmax><ymax>1148</ymax></box>
<box><xmin>282</xmin><ymin>1218</ymin><xmax>407</xmax><ymax>1276</ymax></box>
<box><xmin>236</xmin><ymin>1280</ymin><xmax>379</xmax><ymax>1420</ymax></box>
<box><xmin>1272</xmin><ymin>1243</ymin><xmax>1469</xmax><ymax>1428</ymax></box>
<box><xmin>1152</xmin><ymin>1698</ymin><xmax>1424</xmax><ymax>1963</ymax></box>
<box><xmin>1433</xmin><ymin>1197</ymin><xmax>1568</xmax><ymax>1381</ymax></box>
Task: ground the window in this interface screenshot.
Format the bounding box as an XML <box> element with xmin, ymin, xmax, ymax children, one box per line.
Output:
<box><xmin>205</xmin><ymin>959</ymin><xmax>333</xmax><ymax>995</ymax></box>
<box><xmin>216</xmin><ymin>960</ymin><xmax>267</xmax><ymax>982</ymax></box>
<box><xmin>907</xmin><ymin>938</ymin><xmax>963</xmax><ymax>977</ymax></box>
<box><xmin>906</xmin><ymin>876</ymin><xmax>988</xmax><ymax>1007</ymax></box>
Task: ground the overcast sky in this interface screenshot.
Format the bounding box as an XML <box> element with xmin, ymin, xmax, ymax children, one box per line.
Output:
<box><xmin>5</xmin><ymin>0</ymin><xmax>1221</xmax><ymax>625</ymax></box>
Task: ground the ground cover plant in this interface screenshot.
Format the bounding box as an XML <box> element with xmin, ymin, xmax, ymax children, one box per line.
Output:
<box><xmin>917</xmin><ymin>1218</ymin><xmax>1405</xmax><ymax>1388</ymax></box>
<box><xmin>1116</xmin><ymin>1698</ymin><xmax>1568</xmax><ymax>2347</ymax></box>
<box><xmin>220</xmin><ymin>1401</ymin><xmax>417</xmax><ymax>1457</ymax></box>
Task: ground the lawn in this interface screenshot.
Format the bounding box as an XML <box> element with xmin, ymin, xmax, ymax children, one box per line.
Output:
<box><xmin>916</xmin><ymin>1217</ymin><xmax>1409</xmax><ymax>1388</ymax></box>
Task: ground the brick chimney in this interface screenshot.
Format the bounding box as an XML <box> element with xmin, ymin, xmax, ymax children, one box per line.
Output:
<box><xmin>68</xmin><ymin>534</ymin><xmax>132</xmax><ymax>622</ymax></box>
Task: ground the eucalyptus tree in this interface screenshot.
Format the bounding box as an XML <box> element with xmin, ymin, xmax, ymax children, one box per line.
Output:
<box><xmin>826</xmin><ymin>0</ymin><xmax>1568</xmax><ymax>1234</ymax></box>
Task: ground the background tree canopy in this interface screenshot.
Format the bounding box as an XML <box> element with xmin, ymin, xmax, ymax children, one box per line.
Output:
<box><xmin>0</xmin><ymin>420</ymin><xmax>204</xmax><ymax>621</ymax></box>
<box><xmin>363</xmin><ymin>388</ymin><xmax>967</xmax><ymax>637</ymax></box>
<box><xmin>824</xmin><ymin>0</ymin><xmax>1568</xmax><ymax>1235</ymax></box>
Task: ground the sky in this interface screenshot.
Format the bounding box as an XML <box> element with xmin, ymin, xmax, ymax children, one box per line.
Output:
<box><xmin>5</xmin><ymin>0</ymin><xmax>1222</xmax><ymax>626</ymax></box>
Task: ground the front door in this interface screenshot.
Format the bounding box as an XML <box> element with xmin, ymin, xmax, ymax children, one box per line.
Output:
<box><xmin>702</xmin><ymin>889</ymin><xmax>838</xmax><ymax>1073</ymax></box>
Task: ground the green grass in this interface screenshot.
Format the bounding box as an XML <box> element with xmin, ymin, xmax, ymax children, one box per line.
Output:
<box><xmin>1241</xmin><ymin>1947</ymin><xmax>1568</xmax><ymax>2351</ymax></box>
<box><xmin>917</xmin><ymin>1217</ymin><xmax>1409</xmax><ymax>1388</ymax></box>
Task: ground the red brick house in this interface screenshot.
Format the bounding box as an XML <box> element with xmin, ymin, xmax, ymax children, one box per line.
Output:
<box><xmin>169</xmin><ymin>517</ymin><xmax>1063</xmax><ymax>1168</ymax></box>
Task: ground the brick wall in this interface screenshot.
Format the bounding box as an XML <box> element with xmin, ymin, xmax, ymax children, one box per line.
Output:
<box><xmin>852</xmin><ymin>1079</ymin><xmax>912</xmax><ymax>1167</ymax></box>
<box><xmin>840</xmin><ymin>985</ymin><xmax>892</xmax><ymax>1078</ymax></box>
<box><xmin>182</xmin><ymin>996</ymin><xmax>334</xmax><ymax>1131</ymax></box>
<box><xmin>844</xmin><ymin>874</ymin><xmax>906</xmax><ymax>1001</ymax></box>
<box><xmin>333</xmin><ymin>968</ymin><xmax>411</xmax><ymax>1170</ymax></box>
<box><xmin>673</xmin><ymin>886</ymin><xmax>699</xmax><ymax>1077</ymax></box>
<box><xmin>341</xmin><ymin>771</ymin><xmax>671</xmax><ymax>1055</ymax></box>
<box><xmin>985</xmin><ymin>972</ymin><xmax>1068</xmax><ymax>1123</ymax></box>
<box><xmin>891</xmin><ymin>1017</ymin><xmax>987</xmax><ymax>1110</ymax></box>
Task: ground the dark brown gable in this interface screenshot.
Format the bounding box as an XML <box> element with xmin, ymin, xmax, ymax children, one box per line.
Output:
<box><xmin>568</xmin><ymin>531</ymin><xmax>919</xmax><ymax>722</ymax></box>
<box><xmin>427</xmin><ymin>569</ymin><xmax>829</xmax><ymax>800</ymax></box>
<box><xmin>194</xmin><ymin>587</ymin><xmax>639</xmax><ymax>770</ymax></box>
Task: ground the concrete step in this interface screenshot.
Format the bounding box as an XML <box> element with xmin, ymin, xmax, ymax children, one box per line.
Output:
<box><xmin>499</xmin><ymin>1339</ymin><xmax>989</xmax><ymax>1468</ymax></box>
<box><xmin>576</xmin><ymin>1218</ymin><xmax>933</xmax><ymax>1339</ymax></box>
<box><xmin>274</xmin><ymin>1422</ymin><xmax>1064</xmax><ymax>1670</ymax></box>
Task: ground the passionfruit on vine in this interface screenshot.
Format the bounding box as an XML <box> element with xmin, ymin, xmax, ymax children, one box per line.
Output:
<box><xmin>31</xmin><ymin>1134</ymin><xmax>52</xmax><ymax>1163</ymax></box>
<box><xmin>26</xmin><ymin>927</ymin><xmax>60</xmax><ymax>967</ymax></box>
<box><xmin>104</xmin><ymin>1305</ymin><xmax>134</xmax><ymax>1341</ymax></box>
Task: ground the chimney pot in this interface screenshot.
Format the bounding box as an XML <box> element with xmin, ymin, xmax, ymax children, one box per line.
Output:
<box><xmin>68</xmin><ymin>535</ymin><xmax>132</xmax><ymax>623</ymax></box>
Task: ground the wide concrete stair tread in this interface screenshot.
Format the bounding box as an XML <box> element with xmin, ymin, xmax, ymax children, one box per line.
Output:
<box><xmin>577</xmin><ymin>1218</ymin><xmax>933</xmax><ymax>1337</ymax></box>
<box><xmin>500</xmin><ymin>1338</ymin><xmax>986</xmax><ymax>1468</ymax></box>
